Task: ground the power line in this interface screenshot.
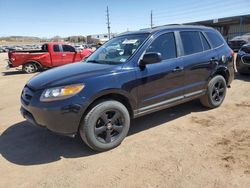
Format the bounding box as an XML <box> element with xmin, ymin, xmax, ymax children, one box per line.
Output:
<box><xmin>154</xmin><ymin>4</ymin><xmax>244</xmax><ymax>20</ymax></box>
<box><xmin>106</xmin><ymin>6</ymin><xmax>111</xmax><ymax>39</ymax></box>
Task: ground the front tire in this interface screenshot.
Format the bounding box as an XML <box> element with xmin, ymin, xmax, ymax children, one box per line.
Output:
<box><xmin>200</xmin><ymin>75</ymin><xmax>227</xmax><ymax>108</ymax></box>
<box><xmin>79</xmin><ymin>100</ymin><xmax>130</xmax><ymax>151</ymax></box>
<box><xmin>22</xmin><ymin>63</ymin><xmax>38</xmax><ymax>74</ymax></box>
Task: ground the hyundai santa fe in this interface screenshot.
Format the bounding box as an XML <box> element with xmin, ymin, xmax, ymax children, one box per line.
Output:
<box><xmin>20</xmin><ymin>25</ymin><xmax>234</xmax><ymax>151</ymax></box>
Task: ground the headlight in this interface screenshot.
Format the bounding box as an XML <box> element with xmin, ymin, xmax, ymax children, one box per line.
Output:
<box><xmin>40</xmin><ymin>84</ymin><xmax>84</xmax><ymax>102</ymax></box>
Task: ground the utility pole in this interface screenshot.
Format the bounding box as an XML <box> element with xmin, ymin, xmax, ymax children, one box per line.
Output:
<box><xmin>106</xmin><ymin>6</ymin><xmax>111</xmax><ymax>39</ymax></box>
<box><xmin>150</xmin><ymin>10</ymin><xmax>153</xmax><ymax>28</ymax></box>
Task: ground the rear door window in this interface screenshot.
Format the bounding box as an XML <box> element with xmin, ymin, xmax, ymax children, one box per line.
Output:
<box><xmin>53</xmin><ymin>45</ymin><xmax>60</xmax><ymax>52</ymax></box>
<box><xmin>180</xmin><ymin>31</ymin><xmax>203</xmax><ymax>55</ymax></box>
<box><xmin>205</xmin><ymin>31</ymin><xmax>224</xmax><ymax>48</ymax></box>
<box><xmin>62</xmin><ymin>45</ymin><xmax>75</xmax><ymax>52</ymax></box>
<box><xmin>146</xmin><ymin>32</ymin><xmax>177</xmax><ymax>60</ymax></box>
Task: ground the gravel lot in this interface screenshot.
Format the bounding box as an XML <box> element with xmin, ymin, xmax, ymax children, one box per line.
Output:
<box><xmin>0</xmin><ymin>52</ymin><xmax>250</xmax><ymax>188</ymax></box>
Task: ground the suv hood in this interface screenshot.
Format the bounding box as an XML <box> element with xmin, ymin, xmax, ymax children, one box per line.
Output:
<box><xmin>230</xmin><ymin>35</ymin><xmax>249</xmax><ymax>42</ymax></box>
<box><xmin>27</xmin><ymin>62</ymin><xmax>118</xmax><ymax>90</ymax></box>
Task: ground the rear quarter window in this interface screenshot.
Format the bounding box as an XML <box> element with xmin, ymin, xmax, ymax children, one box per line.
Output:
<box><xmin>200</xmin><ymin>33</ymin><xmax>211</xmax><ymax>51</ymax></box>
<box><xmin>205</xmin><ymin>31</ymin><xmax>224</xmax><ymax>48</ymax></box>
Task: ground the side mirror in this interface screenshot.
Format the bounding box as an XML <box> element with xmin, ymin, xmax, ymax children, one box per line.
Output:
<box><xmin>139</xmin><ymin>52</ymin><xmax>161</xmax><ymax>67</ymax></box>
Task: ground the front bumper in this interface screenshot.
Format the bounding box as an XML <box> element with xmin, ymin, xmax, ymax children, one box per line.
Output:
<box><xmin>20</xmin><ymin>86</ymin><xmax>89</xmax><ymax>136</ymax></box>
<box><xmin>236</xmin><ymin>55</ymin><xmax>250</xmax><ymax>74</ymax></box>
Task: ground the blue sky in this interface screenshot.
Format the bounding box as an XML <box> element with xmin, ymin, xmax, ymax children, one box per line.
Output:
<box><xmin>0</xmin><ymin>0</ymin><xmax>249</xmax><ymax>37</ymax></box>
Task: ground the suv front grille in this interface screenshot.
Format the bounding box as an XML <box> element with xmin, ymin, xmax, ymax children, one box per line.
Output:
<box><xmin>242</xmin><ymin>56</ymin><xmax>250</xmax><ymax>65</ymax></box>
<box><xmin>21</xmin><ymin>85</ymin><xmax>35</xmax><ymax>105</ymax></box>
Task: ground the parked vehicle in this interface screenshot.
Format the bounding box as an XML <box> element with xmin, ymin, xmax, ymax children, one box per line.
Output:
<box><xmin>0</xmin><ymin>47</ymin><xmax>5</xmax><ymax>53</ymax></box>
<box><xmin>20</xmin><ymin>25</ymin><xmax>234</xmax><ymax>151</ymax></box>
<box><xmin>4</xmin><ymin>46</ymin><xmax>16</xmax><ymax>52</ymax></box>
<box><xmin>74</xmin><ymin>44</ymin><xmax>87</xmax><ymax>51</ymax></box>
<box><xmin>228</xmin><ymin>33</ymin><xmax>250</xmax><ymax>52</ymax></box>
<box><xmin>14</xmin><ymin>46</ymin><xmax>23</xmax><ymax>51</ymax></box>
<box><xmin>236</xmin><ymin>43</ymin><xmax>250</xmax><ymax>74</ymax></box>
<box><xmin>7</xmin><ymin>42</ymin><xmax>93</xmax><ymax>73</ymax></box>
<box><xmin>74</xmin><ymin>45</ymin><xmax>83</xmax><ymax>51</ymax></box>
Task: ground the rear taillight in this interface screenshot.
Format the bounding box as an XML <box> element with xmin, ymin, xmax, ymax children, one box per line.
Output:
<box><xmin>230</xmin><ymin>50</ymin><xmax>235</xmax><ymax>66</ymax></box>
<box><xmin>231</xmin><ymin>50</ymin><xmax>234</xmax><ymax>57</ymax></box>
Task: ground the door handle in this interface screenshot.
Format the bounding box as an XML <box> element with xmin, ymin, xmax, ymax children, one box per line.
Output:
<box><xmin>210</xmin><ymin>57</ymin><xmax>218</xmax><ymax>62</ymax></box>
<box><xmin>172</xmin><ymin>66</ymin><xmax>184</xmax><ymax>72</ymax></box>
<box><xmin>62</xmin><ymin>54</ymin><xmax>66</xmax><ymax>57</ymax></box>
<box><xmin>210</xmin><ymin>57</ymin><xmax>219</xmax><ymax>65</ymax></box>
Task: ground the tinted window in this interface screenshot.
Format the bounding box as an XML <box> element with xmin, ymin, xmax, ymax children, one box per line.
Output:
<box><xmin>53</xmin><ymin>45</ymin><xmax>60</xmax><ymax>52</ymax></box>
<box><xmin>146</xmin><ymin>32</ymin><xmax>176</xmax><ymax>60</ymax></box>
<box><xmin>180</xmin><ymin>31</ymin><xmax>203</xmax><ymax>55</ymax></box>
<box><xmin>41</xmin><ymin>44</ymin><xmax>48</xmax><ymax>51</ymax></box>
<box><xmin>205</xmin><ymin>31</ymin><xmax>224</xmax><ymax>48</ymax></box>
<box><xmin>62</xmin><ymin>45</ymin><xmax>75</xmax><ymax>52</ymax></box>
<box><xmin>200</xmin><ymin>33</ymin><xmax>211</xmax><ymax>51</ymax></box>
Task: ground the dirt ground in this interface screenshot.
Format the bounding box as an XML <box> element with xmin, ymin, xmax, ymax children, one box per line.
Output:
<box><xmin>0</xmin><ymin>52</ymin><xmax>250</xmax><ymax>188</ymax></box>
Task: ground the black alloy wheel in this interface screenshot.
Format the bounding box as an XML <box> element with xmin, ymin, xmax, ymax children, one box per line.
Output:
<box><xmin>79</xmin><ymin>100</ymin><xmax>130</xmax><ymax>151</ymax></box>
<box><xmin>200</xmin><ymin>75</ymin><xmax>227</xmax><ymax>108</ymax></box>
<box><xmin>94</xmin><ymin>110</ymin><xmax>124</xmax><ymax>144</ymax></box>
<box><xmin>211</xmin><ymin>80</ymin><xmax>226</xmax><ymax>103</ymax></box>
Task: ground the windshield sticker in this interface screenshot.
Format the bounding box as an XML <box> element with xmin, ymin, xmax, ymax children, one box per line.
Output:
<box><xmin>120</xmin><ymin>58</ymin><xmax>127</xmax><ymax>62</ymax></box>
<box><xmin>122</xmin><ymin>39</ymin><xmax>138</xmax><ymax>44</ymax></box>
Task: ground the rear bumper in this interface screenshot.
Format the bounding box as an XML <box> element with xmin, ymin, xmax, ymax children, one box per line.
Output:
<box><xmin>5</xmin><ymin>59</ymin><xmax>14</xmax><ymax>69</ymax></box>
<box><xmin>227</xmin><ymin>65</ymin><xmax>235</xmax><ymax>86</ymax></box>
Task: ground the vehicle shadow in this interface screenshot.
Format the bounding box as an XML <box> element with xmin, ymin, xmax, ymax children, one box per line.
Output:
<box><xmin>235</xmin><ymin>73</ymin><xmax>250</xmax><ymax>82</ymax></box>
<box><xmin>0</xmin><ymin>121</ymin><xmax>97</xmax><ymax>165</ymax></box>
<box><xmin>129</xmin><ymin>100</ymin><xmax>205</xmax><ymax>135</ymax></box>
<box><xmin>0</xmin><ymin>100</ymin><xmax>207</xmax><ymax>166</ymax></box>
<box><xmin>1</xmin><ymin>70</ymin><xmax>43</xmax><ymax>76</ymax></box>
<box><xmin>1</xmin><ymin>70</ymin><xmax>25</xmax><ymax>76</ymax></box>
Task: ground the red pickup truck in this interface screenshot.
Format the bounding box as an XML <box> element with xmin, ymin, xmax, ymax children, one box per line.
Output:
<box><xmin>7</xmin><ymin>42</ymin><xmax>93</xmax><ymax>73</ymax></box>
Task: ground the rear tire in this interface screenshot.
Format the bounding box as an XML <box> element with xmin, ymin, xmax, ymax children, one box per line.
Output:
<box><xmin>79</xmin><ymin>100</ymin><xmax>130</xmax><ymax>151</ymax></box>
<box><xmin>22</xmin><ymin>63</ymin><xmax>38</xmax><ymax>74</ymax></box>
<box><xmin>200</xmin><ymin>75</ymin><xmax>227</xmax><ymax>108</ymax></box>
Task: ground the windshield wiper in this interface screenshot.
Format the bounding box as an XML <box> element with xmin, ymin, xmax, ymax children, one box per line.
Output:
<box><xmin>86</xmin><ymin>60</ymin><xmax>102</xmax><ymax>64</ymax></box>
<box><xmin>86</xmin><ymin>60</ymin><xmax>120</xmax><ymax>65</ymax></box>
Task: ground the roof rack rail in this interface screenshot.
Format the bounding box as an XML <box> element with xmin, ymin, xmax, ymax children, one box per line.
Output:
<box><xmin>140</xmin><ymin>24</ymin><xmax>182</xmax><ymax>30</ymax></box>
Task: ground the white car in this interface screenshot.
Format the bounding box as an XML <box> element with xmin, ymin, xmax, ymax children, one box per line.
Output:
<box><xmin>74</xmin><ymin>44</ymin><xmax>86</xmax><ymax>51</ymax></box>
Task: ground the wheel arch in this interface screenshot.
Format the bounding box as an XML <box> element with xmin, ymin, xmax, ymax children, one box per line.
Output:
<box><xmin>212</xmin><ymin>66</ymin><xmax>230</xmax><ymax>85</ymax></box>
<box><xmin>77</xmin><ymin>90</ymin><xmax>136</xmax><ymax>133</ymax></box>
<box><xmin>23</xmin><ymin>60</ymin><xmax>43</xmax><ymax>69</ymax></box>
<box><xmin>87</xmin><ymin>90</ymin><xmax>136</xmax><ymax>118</ymax></box>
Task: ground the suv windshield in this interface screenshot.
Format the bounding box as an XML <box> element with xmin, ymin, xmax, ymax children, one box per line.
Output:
<box><xmin>86</xmin><ymin>34</ymin><xmax>149</xmax><ymax>64</ymax></box>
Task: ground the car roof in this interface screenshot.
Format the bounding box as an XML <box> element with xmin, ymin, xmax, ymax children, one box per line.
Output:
<box><xmin>117</xmin><ymin>25</ymin><xmax>213</xmax><ymax>36</ymax></box>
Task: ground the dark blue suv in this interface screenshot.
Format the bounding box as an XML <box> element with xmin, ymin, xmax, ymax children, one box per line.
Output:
<box><xmin>21</xmin><ymin>25</ymin><xmax>234</xmax><ymax>151</ymax></box>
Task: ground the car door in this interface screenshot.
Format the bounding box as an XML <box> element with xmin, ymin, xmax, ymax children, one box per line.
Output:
<box><xmin>51</xmin><ymin>44</ymin><xmax>64</xmax><ymax>67</ymax></box>
<box><xmin>179</xmin><ymin>31</ymin><xmax>217</xmax><ymax>95</ymax></box>
<box><xmin>62</xmin><ymin>44</ymin><xmax>77</xmax><ymax>64</ymax></box>
<box><xmin>136</xmin><ymin>32</ymin><xmax>185</xmax><ymax>112</ymax></box>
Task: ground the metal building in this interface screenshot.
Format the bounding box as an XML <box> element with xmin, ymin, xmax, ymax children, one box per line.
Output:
<box><xmin>188</xmin><ymin>14</ymin><xmax>250</xmax><ymax>42</ymax></box>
